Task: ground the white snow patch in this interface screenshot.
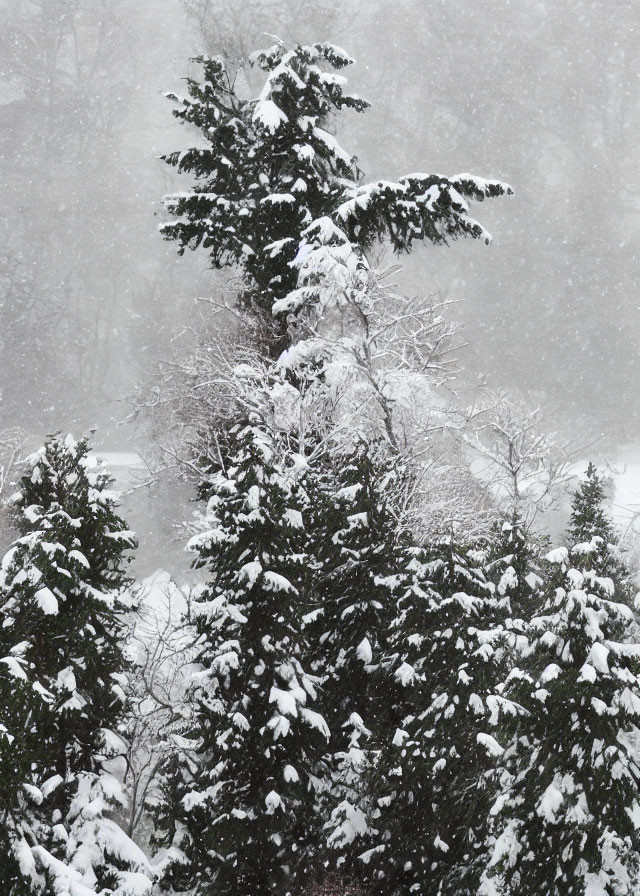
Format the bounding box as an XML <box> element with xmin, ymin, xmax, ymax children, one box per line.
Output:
<box><xmin>356</xmin><ymin>637</ymin><xmax>373</xmax><ymax>664</ymax></box>
<box><xmin>239</xmin><ymin>561</ymin><xmax>262</xmax><ymax>586</ymax></box>
<box><xmin>546</xmin><ymin>547</ymin><xmax>569</xmax><ymax>566</ymax></box>
<box><xmin>537</xmin><ymin>781</ymin><xmax>564</xmax><ymax>822</ymax></box>
<box><xmin>35</xmin><ymin>586</ymin><xmax>58</xmax><ymax>615</ymax></box>
<box><xmin>265</xmin><ymin>790</ymin><xmax>284</xmax><ymax>813</ymax></box>
<box><xmin>254</xmin><ymin>100</ymin><xmax>288</xmax><ymax>132</ymax></box>
<box><xmin>477</xmin><ymin>732</ymin><xmax>504</xmax><ymax>757</ymax></box>
<box><xmin>263</xmin><ymin>571</ymin><xmax>296</xmax><ymax>593</ymax></box>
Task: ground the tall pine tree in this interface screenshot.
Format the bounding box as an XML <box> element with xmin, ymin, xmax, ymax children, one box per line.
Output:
<box><xmin>368</xmin><ymin>534</ymin><xmax>523</xmax><ymax>896</ymax></box>
<box><xmin>161</xmin><ymin>41</ymin><xmax>512</xmax><ymax>354</ymax></box>
<box><xmin>156</xmin><ymin>36</ymin><xmax>514</xmax><ymax>896</ymax></box>
<box><xmin>481</xmin><ymin>467</ymin><xmax>640</xmax><ymax>896</ymax></box>
<box><xmin>303</xmin><ymin>443</ymin><xmax>409</xmax><ymax>883</ymax></box>
<box><xmin>0</xmin><ymin>434</ymin><xmax>151</xmax><ymax>894</ymax></box>
<box><xmin>154</xmin><ymin>418</ymin><xmax>330</xmax><ymax>896</ymax></box>
<box><xmin>568</xmin><ymin>463</ymin><xmax>632</xmax><ymax>600</ymax></box>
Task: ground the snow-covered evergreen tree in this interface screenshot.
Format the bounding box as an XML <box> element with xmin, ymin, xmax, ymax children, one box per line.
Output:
<box><xmin>486</xmin><ymin>515</ymin><xmax>544</xmax><ymax>621</ymax></box>
<box><xmin>0</xmin><ymin>622</ymin><xmax>41</xmax><ymax>893</ymax></box>
<box><xmin>161</xmin><ymin>42</ymin><xmax>368</xmax><ymax>346</ymax></box>
<box><xmin>569</xmin><ymin>463</ymin><xmax>613</xmax><ymax>545</ymax></box>
<box><xmin>306</xmin><ymin>443</ymin><xmax>405</xmax><ymax>738</ymax></box>
<box><xmin>302</xmin><ymin>443</ymin><xmax>409</xmax><ymax>878</ymax></box>
<box><xmin>568</xmin><ymin>463</ymin><xmax>632</xmax><ymax>598</ymax></box>
<box><xmin>156</xmin><ymin>37</ymin><xmax>515</xmax><ymax>896</ymax></box>
<box><xmin>154</xmin><ymin>417</ymin><xmax>330</xmax><ymax>896</ymax></box>
<box><xmin>161</xmin><ymin>41</ymin><xmax>512</xmax><ymax>355</ymax></box>
<box><xmin>0</xmin><ymin>434</ymin><xmax>152</xmax><ymax>894</ymax></box>
<box><xmin>368</xmin><ymin>534</ymin><xmax>522</xmax><ymax>896</ymax></box>
<box><xmin>481</xmin><ymin>470</ymin><xmax>640</xmax><ymax>896</ymax></box>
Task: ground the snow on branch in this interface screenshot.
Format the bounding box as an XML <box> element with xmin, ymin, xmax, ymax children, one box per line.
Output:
<box><xmin>336</xmin><ymin>173</ymin><xmax>512</xmax><ymax>252</ymax></box>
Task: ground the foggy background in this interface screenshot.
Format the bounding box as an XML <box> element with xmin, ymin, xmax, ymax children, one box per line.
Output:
<box><xmin>2</xmin><ymin>0</ymin><xmax>639</xmax><ymax>568</ymax></box>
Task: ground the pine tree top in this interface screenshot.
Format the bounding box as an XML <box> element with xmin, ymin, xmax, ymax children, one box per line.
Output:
<box><xmin>161</xmin><ymin>42</ymin><xmax>512</xmax><ymax>354</ymax></box>
<box><xmin>161</xmin><ymin>42</ymin><xmax>368</xmax><ymax>338</ymax></box>
<box><xmin>563</xmin><ymin>463</ymin><xmax>634</xmax><ymax>601</ymax></box>
<box><xmin>11</xmin><ymin>433</ymin><xmax>136</xmax><ymax>589</ymax></box>
<box><xmin>0</xmin><ymin>434</ymin><xmax>150</xmax><ymax>893</ymax></box>
<box><xmin>1</xmin><ymin>434</ymin><xmax>136</xmax><ymax>736</ymax></box>
<box><xmin>568</xmin><ymin>462</ymin><xmax>614</xmax><ymax>546</ymax></box>
<box><xmin>483</xmin><ymin>546</ymin><xmax>640</xmax><ymax>896</ymax></box>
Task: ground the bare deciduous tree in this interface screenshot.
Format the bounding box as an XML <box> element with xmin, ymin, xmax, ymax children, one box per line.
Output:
<box><xmin>122</xmin><ymin>572</ymin><xmax>199</xmax><ymax>842</ymax></box>
<box><xmin>0</xmin><ymin>425</ymin><xmax>26</xmax><ymax>549</ymax></box>
<box><xmin>460</xmin><ymin>393</ymin><xmax>575</xmax><ymax>528</ymax></box>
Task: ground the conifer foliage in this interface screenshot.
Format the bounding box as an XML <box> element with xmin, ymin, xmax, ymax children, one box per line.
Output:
<box><xmin>368</xmin><ymin>536</ymin><xmax>521</xmax><ymax>896</ymax></box>
<box><xmin>307</xmin><ymin>443</ymin><xmax>405</xmax><ymax>742</ymax></box>
<box><xmin>304</xmin><ymin>444</ymin><xmax>408</xmax><ymax>874</ymax></box>
<box><xmin>156</xmin><ymin>36</ymin><xmax>516</xmax><ymax>896</ymax></box>
<box><xmin>161</xmin><ymin>41</ymin><xmax>512</xmax><ymax>353</ymax></box>
<box><xmin>486</xmin><ymin>516</ymin><xmax>543</xmax><ymax>621</ymax></box>
<box><xmin>569</xmin><ymin>463</ymin><xmax>613</xmax><ymax>546</ymax></box>
<box><xmin>159</xmin><ymin>33</ymin><xmax>640</xmax><ymax>896</ymax></box>
<box><xmin>0</xmin><ymin>434</ymin><xmax>151</xmax><ymax>894</ymax></box>
<box><xmin>161</xmin><ymin>43</ymin><xmax>369</xmax><ymax>329</ymax></box>
<box><xmin>481</xmin><ymin>467</ymin><xmax>640</xmax><ymax>896</ymax></box>
<box><xmin>568</xmin><ymin>463</ymin><xmax>632</xmax><ymax>595</ymax></box>
<box><xmin>155</xmin><ymin>418</ymin><xmax>330</xmax><ymax>896</ymax></box>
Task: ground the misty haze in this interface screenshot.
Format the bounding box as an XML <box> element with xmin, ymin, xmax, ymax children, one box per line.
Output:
<box><xmin>2</xmin><ymin>2</ymin><xmax>640</xmax><ymax>894</ymax></box>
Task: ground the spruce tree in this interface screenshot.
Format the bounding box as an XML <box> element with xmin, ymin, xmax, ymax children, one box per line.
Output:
<box><xmin>157</xmin><ymin>37</ymin><xmax>514</xmax><ymax>896</ymax></box>
<box><xmin>154</xmin><ymin>417</ymin><xmax>331</xmax><ymax>896</ymax></box>
<box><xmin>0</xmin><ymin>433</ymin><xmax>151</xmax><ymax>894</ymax></box>
<box><xmin>303</xmin><ymin>443</ymin><xmax>409</xmax><ymax>881</ymax></box>
<box><xmin>161</xmin><ymin>42</ymin><xmax>512</xmax><ymax>353</ymax></box>
<box><xmin>161</xmin><ymin>43</ymin><xmax>367</xmax><ymax>334</ymax></box>
<box><xmin>486</xmin><ymin>515</ymin><xmax>544</xmax><ymax>621</ymax></box>
<box><xmin>568</xmin><ymin>462</ymin><xmax>632</xmax><ymax>596</ymax></box>
<box><xmin>0</xmin><ymin>627</ymin><xmax>41</xmax><ymax>894</ymax></box>
<box><xmin>569</xmin><ymin>463</ymin><xmax>612</xmax><ymax>545</ymax></box>
<box><xmin>368</xmin><ymin>534</ymin><xmax>522</xmax><ymax>896</ymax></box>
<box><xmin>481</xmin><ymin>470</ymin><xmax>640</xmax><ymax>896</ymax></box>
<box><xmin>306</xmin><ymin>443</ymin><xmax>406</xmax><ymax>738</ymax></box>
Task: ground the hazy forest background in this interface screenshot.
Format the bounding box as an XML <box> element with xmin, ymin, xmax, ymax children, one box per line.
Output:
<box><xmin>6</xmin><ymin>3</ymin><xmax>640</xmax><ymax>894</ymax></box>
<box><xmin>2</xmin><ymin>0</ymin><xmax>640</xmax><ymax>567</ymax></box>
